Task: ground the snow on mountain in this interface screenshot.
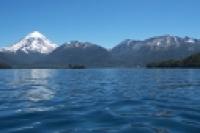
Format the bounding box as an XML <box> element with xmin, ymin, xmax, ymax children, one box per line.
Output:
<box><xmin>111</xmin><ymin>35</ymin><xmax>200</xmax><ymax>66</ymax></box>
<box><xmin>61</xmin><ymin>41</ymin><xmax>102</xmax><ymax>49</ymax></box>
<box><xmin>144</xmin><ymin>35</ymin><xmax>181</xmax><ymax>47</ymax></box>
<box><xmin>186</xmin><ymin>39</ymin><xmax>195</xmax><ymax>43</ymax></box>
<box><xmin>184</xmin><ymin>36</ymin><xmax>196</xmax><ymax>43</ymax></box>
<box><xmin>113</xmin><ymin>35</ymin><xmax>198</xmax><ymax>51</ymax></box>
<box><xmin>1</xmin><ymin>31</ymin><xmax>57</xmax><ymax>54</ymax></box>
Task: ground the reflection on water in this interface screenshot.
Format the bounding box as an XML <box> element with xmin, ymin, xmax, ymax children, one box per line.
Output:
<box><xmin>1</xmin><ymin>69</ymin><xmax>57</xmax><ymax>114</ymax></box>
<box><xmin>0</xmin><ymin>69</ymin><xmax>200</xmax><ymax>133</ymax></box>
<box><xmin>29</xmin><ymin>69</ymin><xmax>54</xmax><ymax>79</ymax></box>
<box><xmin>26</xmin><ymin>86</ymin><xmax>54</xmax><ymax>102</ymax></box>
<box><xmin>26</xmin><ymin>69</ymin><xmax>55</xmax><ymax>102</ymax></box>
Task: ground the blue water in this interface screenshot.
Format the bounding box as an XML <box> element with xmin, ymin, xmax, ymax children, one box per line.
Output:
<box><xmin>0</xmin><ymin>69</ymin><xmax>200</xmax><ymax>133</ymax></box>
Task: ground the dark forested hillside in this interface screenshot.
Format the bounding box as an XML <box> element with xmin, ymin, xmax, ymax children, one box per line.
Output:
<box><xmin>147</xmin><ymin>53</ymin><xmax>200</xmax><ymax>68</ymax></box>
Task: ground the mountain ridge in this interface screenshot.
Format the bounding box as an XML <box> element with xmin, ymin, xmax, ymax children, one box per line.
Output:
<box><xmin>1</xmin><ymin>31</ymin><xmax>200</xmax><ymax>68</ymax></box>
<box><xmin>0</xmin><ymin>31</ymin><xmax>57</xmax><ymax>54</ymax></box>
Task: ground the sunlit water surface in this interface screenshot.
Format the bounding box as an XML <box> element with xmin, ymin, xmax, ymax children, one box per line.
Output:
<box><xmin>0</xmin><ymin>69</ymin><xmax>200</xmax><ymax>133</ymax></box>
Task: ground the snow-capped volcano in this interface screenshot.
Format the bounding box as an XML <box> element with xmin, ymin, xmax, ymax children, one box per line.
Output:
<box><xmin>2</xmin><ymin>31</ymin><xmax>57</xmax><ymax>54</ymax></box>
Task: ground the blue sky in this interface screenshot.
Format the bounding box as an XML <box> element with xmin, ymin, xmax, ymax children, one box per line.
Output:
<box><xmin>0</xmin><ymin>0</ymin><xmax>200</xmax><ymax>48</ymax></box>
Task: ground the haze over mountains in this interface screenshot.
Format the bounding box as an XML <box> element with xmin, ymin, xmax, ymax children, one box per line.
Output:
<box><xmin>1</xmin><ymin>31</ymin><xmax>200</xmax><ymax>68</ymax></box>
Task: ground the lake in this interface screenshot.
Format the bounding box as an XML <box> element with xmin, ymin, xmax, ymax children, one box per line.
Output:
<box><xmin>0</xmin><ymin>69</ymin><xmax>200</xmax><ymax>133</ymax></box>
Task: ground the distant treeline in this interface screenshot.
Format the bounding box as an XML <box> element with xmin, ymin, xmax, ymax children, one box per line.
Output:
<box><xmin>3</xmin><ymin>52</ymin><xmax>200</xmax><ymax>69</ymax></box>
<box><xmin>147</xmin><ymin>53</ymin><xmax>200</xmax><ymax>68</ymax></box>
<box><xmin>0</xmin><ymin>64</ymin><xmax>86</xmax><ymax>69</ymax></box>
<box><xmin>0</xmin><ymin>63</ymin><xmax>12</xmax><ymax>69</ymax></box>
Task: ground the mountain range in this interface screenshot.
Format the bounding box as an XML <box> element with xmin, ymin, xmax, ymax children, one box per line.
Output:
<box><xmin>1</xmin><ymin>31</ymin><xmax>200</xmax><ymax>68</ymax></box>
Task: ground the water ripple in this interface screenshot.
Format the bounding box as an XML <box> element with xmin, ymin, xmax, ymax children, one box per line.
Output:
<box><xmin>0</xmin><ymin>69</ymin><xmax>200</xmax><ymax>132</ymax></box>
